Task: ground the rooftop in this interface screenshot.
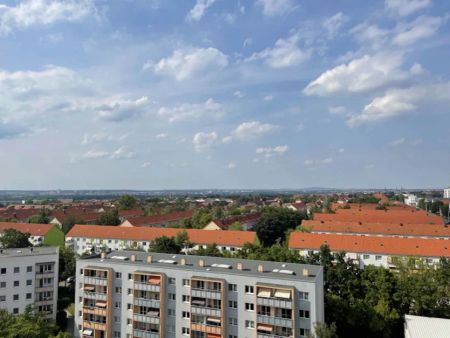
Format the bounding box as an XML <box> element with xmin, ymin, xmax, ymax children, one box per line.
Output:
<box><xmin>404</xmin><ymin>315</ymin><xmax>450</xmax><ymax>338</ymax></box>
<box><xmin>0</xmin><ymin>222</ymin><xmax>56</xmax><ymax>236</ymax></box>
<box><xmin>80</xmin><ymin>250</ymin><xmax>323</xmax><ymax>282</ymax></box>
<box><xmin>0</xmin><ymin>246</ymin><xmax>58</xmax><ymax>258</ymax></box>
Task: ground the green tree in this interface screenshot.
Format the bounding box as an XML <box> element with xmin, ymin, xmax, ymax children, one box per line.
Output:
<box><xmin>96</xmin><ymin>209</ymin><xmax>121</xmax><ymax>225</ymax></box>
<box><xmin>118</xmin><ymin>194</ymin><xmax>137</xmax><ymax>210</ymax></box>
<box><xmin>28</xmin><ymin>209</ymin><xmax>50</xmax><ymax>224</ymax></box>
<box><xmin>191</xmin><ymin>209</ymin><xmax>213</xmax><ymax>229</ymax></box>
<box><xmin>149</xmin><ymin>236</ymin><xmax>182</xmax><ymax>254</ymax></box>
<box><xmin>174</xmin><ymin>230</ymin><xmax>191</xmax><ymax>250</ymax></box>
<box><xmin>61</xmin><ymin>215</ymin><xmax>78</xmax><ymax>234</ymax></box>
<box><xmin>228</xmin><ymin>221</ymin><xmax>243</xmax><ymax>231</ymax></box>
<box><xmin>0</xmin><ymin>228</ymin><xmax>31</xmax><ymax>248</ymax></box>
<box><xmin>308</xmin><ymin>322</ymin><xmax>338</xmax><ymax>338</ymax></box>
<box><xmin>59</xmin><ymin>246</ymin><xmax>76</xmax><ymax>281</ymax></box>
<box><xmin>194</xmin><ymin>243</ymin><xmax>223</xmax><ymax>257</ymax></box>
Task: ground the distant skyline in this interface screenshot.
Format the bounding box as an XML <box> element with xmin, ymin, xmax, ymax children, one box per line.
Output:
<box><xmin>1</xmin><ymin>0</ymin><xmax>450</xmax><ymax>190</ymax></box>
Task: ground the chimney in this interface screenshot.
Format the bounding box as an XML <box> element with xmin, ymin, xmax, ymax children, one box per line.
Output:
<box><xmin>258</xmin><ymin>264</ymin><xmax>264</xmax><ymax>272</ymax></box>
<box><xmin>131</xmin><ymin>254</ymin><xmax>136</xmax><ymax>262</ymax></box>
<box><xmin>100</xmin><ymin>252</ymin><xmax>106</xmax><ymax>259</ymax></box>
<box><xmin>180</xmin><ymin>258</ymin><xmax>186</xmax><ymax>266</ymax></box>
<box><xmin>302</xmin><ymin>268</ymin><xmax>309</xmax><ymax>277</ymax></box>
<box><xmin>198</xmin><ymin>259</ymin><xmax>205</xmax><ymax>267</ymax></box>
<box><xmin>147</xmin><ymin>255</ymin><xmax>152</xmax><ymax>263</ymax></box>
<box><xmin>237</xmin><ymin>262</ymin><xmax>243</xmax><ymax>270</ymax></box>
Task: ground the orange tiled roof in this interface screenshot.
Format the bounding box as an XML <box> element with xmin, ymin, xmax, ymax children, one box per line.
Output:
<box><xmin>302</xmin><ymin>220</ymin><xmax>450</xmax><ymax>237</ymax></box>
<box><xmin>288</xmin><ymin>232</ymin><xmax>450</xmax><ymax>257</ymax></box>
<box><xmin>118</xmin><ymin>209</ymin><xmax>145</xmax><ymax>218</ymax></box>
<box><xmin>0</xmin><ymin>222</ymin><xmax>55</xmax><ymax>236</ymax></box>
<box><xmin>314</xmin><ymin>211</ymin><xmax>444</xmax><ymax>225</ymax></box>
<box><xmin>67</xmin><ymin>224</ymin><xmax>256</xmax><ymax>246</ymax></box>
<box><xmin>126</xmin><ymin>210</ymin><xmax>193</xmax><ymax>226</ymax></box>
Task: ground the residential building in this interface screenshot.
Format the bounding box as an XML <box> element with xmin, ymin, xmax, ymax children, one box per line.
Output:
<box><xmin>288</xmin><ymin>232</ymin><xmax>450</xmax><ymax>269</ymax></box>
<box><xmin>66</xmin><ymin>225</ymin><xmax>257</xmax><ymax>255</ymax></box>
<box><xmin>74</xmin><ymin>251</ymin><xmax>324</xmax><ymax>338</ymax></box>
<box><xmin>0</xmin><ymin>222</ymin><xmax>65</xmax><ymax>247</ymax></box>
<box><xmin>404</xmin><ymin>315</ymin><xmax>450</xmax><ymax>338</ymax></box>
<box><xmin>444</xmin><ymin>187</ymin><xmax>450</xmax><ymax>199</ymax></box>
<box><xmin>120</xmin><ymin>210</ymin><xmax>193</xmax><ymax>227</ymax></box>
<box><xmin>203</xmin><ymin>213</ymin><xmax>260</xmax><ymax>231</ymax></box>
<box><xmin>284</xmin><ymin>202</ymin><xmax>306</xmax><ymax>212</ymax></box>
<box><xmin>0</xmin><ymin>246</ymin><xmax>59</xmax><ymax>319</ymax></box>
<box><xmin>404</xmin><ymin>194</ymin><xmax>420</xmax><ymax>207</ymax></box>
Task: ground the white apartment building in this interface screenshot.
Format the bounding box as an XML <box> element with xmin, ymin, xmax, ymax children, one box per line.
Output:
<box><xmin>444</xmin><ymin>187</ymin><xmax>450</xmax><ymax>199</ymax></box>
<box><xmin>0</xmin><ymin>246</ymin><xmax>59</xmax><ymax>319</ymax></box>
<box><xmin>74</xmin><ymin>251</ymin><xmax>324</xmax><ymax>338</ymax></box>
<box><xmin>403</xmin><ymin>194</ymin><xmax>419</xmax><ymax>207</ymax></box>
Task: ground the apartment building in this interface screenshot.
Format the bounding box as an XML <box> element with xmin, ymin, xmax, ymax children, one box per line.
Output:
<box><xmin>289</xmin><ymin>232</ymin><xmax>450</xmax><ymax>269</ymax></box>
<box><xmin>0</xmin><ymin>246</ymin><xmax>59</xmax><ymax>319</ymax></box>
<box><xmin>444</xmin><ymin>187</ymin><xmax>450</xmax><ymax>199</ymax></box>
<box><xmin>74</xmin><ymin>251</ymin><xmax>324</xmax><ymax>338</ymax></box>
<box><xmin>66</xmin><ymin>225</ymin><xmax>257</xmax><ymax>256</ymax></box>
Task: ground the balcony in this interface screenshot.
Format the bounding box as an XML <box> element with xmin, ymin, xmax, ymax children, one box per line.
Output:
<box><xmin>133</xmin><ymin>313</ymin><xmax>160</xmax><ymax>325</ymax></box>
<box><xmin>190</xmin><ymin>306</ymin><xmax>221</xmax><ymax>317</ymax></box>
<box><xmin>257</xmin><ymin>334</ymin><xmax>293</xmax><ymax>338</ymax></box>
<box><xmin>83</xmin><ymin>306</ymin><xmax>107</xmax><ymax>316</ymax></box>
<box><xmin>191</xmin><ymin>323</ymin><xmax>222</xmax><ymax>335</ymax></box>
<box><xmin>257</xmin><ymin>315</ymin><xmax>293</xmax><ymax>328</ymax></box>
<box><xmin>84</xmin><ymin>276</ymin><xmax>108</xmax><ymax>286</ymax></box>
<box><xmin>83</xmin><ymin>291</ymin><xmax>107</xmax><ymax>301</ymax></box>
<box><xmin>133</xmin><ymin>283</ymin><xmax>160</xmax><ymax>292</ymax></box>
<box><xmin>191</xmin><ymin>289</ymin><xmax>222</xmax><ymax>300</ymax></box>
<box><xmin>257</xmin><ymin>297</ymin><xmax>292</xmax><ymax>309</ymax></box>
<box><xmin>133</xmin><ymin>298</ymin><xmax>160</xmax><ymax>308</ymax></box>
<box><xmin>133</xmin><ymin>329</ymin><xmax>160</xmax><ymax>338</ymax></box>
<box><xmin>83</xmin><ymin>320</ymin><xmax>106</xmax><ymax>331</ymax></box>
<box><xmin>35</xmin><ymin>285</ymin><xmax>54</xmax><ymax>292</ymax></box>
<box><xmin>35</xmin><ymin>299</ymin><xmax>54</xmax><ymax>306</ymax></box>
<box><xmin>35</xmin><ymin>271</ymin><xmax>54</xmax><ymax>279</ymax></box>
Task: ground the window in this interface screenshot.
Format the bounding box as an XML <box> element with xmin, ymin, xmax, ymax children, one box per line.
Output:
<box><xmin>182</xmin><ymin>279</ymin><xmax>190</xmax><ymax>287</ymax></box>
<box><xmin>299</xmin><ymin>292</ymin><xmax>309</xmax><ymax>300</ymax></box>
<box><xmin>128</xmin><ymin>288</ymin><xmax>132</xmax><ymax>295</ymax></box>
<box><xmin>1</xmin><ymin>268</ymin><xmax>6</xmax><ymax>275</ymax></box>
<box><xmin>26</xmin><ymin>280</ymin><xmax>32</xmax><ymax>286</ymax></box>
<box><xmin>245</xmin><ymin>285</ymin><xmax>254</xmax><ymax>294</ymax></box>
<box><xmin>14</xmin><ymin>267</ymin><xmax>20</xmax><ymax>273</ymax></box>
<box><xmin>127</xmin><ymin>319</ymin><xmax>132</xmax><ymax>325</ymax></box>
<box><xmin>228</xmin><ymin>317</ymin><xmax>238</xmax><ymax>325</ymax></box>
<box><xmin>114</xmin><ymin>332</ymin><xmax>121</xmax><ymax>338</ymax></box>
<box><xmin>229</xmin><ymin>336</ymin><xmax>237</xmax><ymax>338</ymax></box>
<box><xmin>26</xmin><ymin>293</ymin><xmax>32</xmax><ymax>300</ymax></box>
<box><xmin>114</xmin><ymin>301</ymin><xmax>121</xmax><ymax>308</ymax></box>
<box><xmin>260</xmin><ymin>305</ymin><xmax>270</xmax><ymax>316</ymax></box>
<box><xmin>228</xmin><ymin>283</ymin><xmax>237</xmax><ymax>292</ymax></box>
<box><xmin>245</xmin><ymin>303</ymin><xmax>254</xmax><ymax>311</ymax></box>
<box><xmin>168</xmin><ymin>325</ymin><xmax>175</xmax><ymax>333</ymax></box>
<box><xmin>363</xmin><ymin>254</ymin><xmax>370</xmax><ymax>260</ymax></box>
<box><xmin>375</xmin><ymin>255</ymin><xmax>382</xmax><ymax>261</ymax></box>
<box><xmin>182</xmin><ymin>327</ymin><xmax>190</xmax><ymax>335</ymax></box>
<box><xmin>168</xmin><ymin>308</ymin><xmax>175</xmax><ymax>316</ymax></box>
<box><xmin>115</xmin><ymin>287</ymin><xmax>122</xmax><ymax>293</ymax></box>
<box><xmin>114</xmin><ymin>316</ymin><xmax>120</xmax><ymax>323</ymax></box>
<box><xmin>13</xmin><ymin>308</ymin><xmax>19</xmax><ymax>314</ymax></box>
<box><xmin>27</xmin><ymin>266</ymin><xmax>32</xmax><ymax>273</ymax></box>
<box><xmin>13</xmin><ymin>294</ymin><xmax>19</xmax><ymax>301</ymax></box>
<box><xmin>128</xmin><ymin>273</ymin><xmax>132</xmax><ymax>280</ymax></box>
<box><xmin>169</xmin><ymin>277</ymin><xmax>176</xmax><ymax>284</ymax></box>
<box><xmin>299</xmin><ymin>310</ymin><xmax>310</xmax><ymax>318</ymax></box>
<box><xmin>245</xmin><ymin>320</ymin><xmax>255</xmax><ymax>329</ymax></box>
<box><xmin>300</xmin><ymin>328</ymin><xmax>310</xmax><ymax>337</ymax></box>
<box><xmin>168</xmin><ymin>293</ymin><xmax>176</xmax><ymax>301</ymax></box>
<box><xmin>0</xmin><ymin>282</ymin><xmax>6</xmax><ymax>288</ymax></box>
<box><xmin>115</xmin><ymin>272</ymin><xmax>122</xmax><ymax>279</ymax></box>
<box><xmin>182</xmin><ymin>295</ymin><xmax>190</xmax><ymax>303</ymax></box>
<box><xmin>127</xmin><ymin>303</ymin><xmax>132</xmax><ymax>310</ymax></box>
<box><xmin>182</xmin><ymin>311</ymin><xmax>190</xmax><ymax>319</ymax></box>
<box><xmin>0</xmin><ymin>296</ymin><xmax>5</xmax><ymax>302</ymax></box>
<box><xmin>228</xmin><ymin>300</ymin><xmax>238</xmax><ymax>309</ymax></box>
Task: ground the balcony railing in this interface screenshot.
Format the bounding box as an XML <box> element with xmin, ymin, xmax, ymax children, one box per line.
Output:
<box><xmin>190</xmin><ymin>306</ymin><xmax>221</xmax><ymax>317</ymax></box>
<box><xmin>133</xmin><ymin>298</ymin><xmax>160</xmax><ymax>308</ymax></box>
<box><xmin>190</xmin><ymin>323</ymin><xmax>222</xmax><ymax>335</ymax></box>
<box><xmin>191</xmin><ymin>289</ymin><xmax>222</xmax><ymax>300</ymax></box>
<box><xmin>83</xmin><ymin>291</ymin><xmax>107</xmax><ymax>301</ymax></box>
<box><xmin>132</xmin><ymin>313</ymin><xmax>160</xmax><ymax>325</ymax></box>
<box><xmin>133</xmin><ymin>283</ymin><xmax>160</xmax><ymax>292</ymax></box>
<box><xmin>257</xmin><ymin>297</ymin><xmax>292</xmax><ymax>309</ymax></box>
<box><xmin>84</xmin><ymin>276</ymin><xmax>108</xmax><ymax>286</ymax></box>
<box><xmin>257</xmin><ymin>314</ymin><xmax>293</xmax><ymax>328</ymax></box>
<box><xmin>133</xmin><ymin>329</ymin><xmax>160</xmax><ymax>338</ymax></box>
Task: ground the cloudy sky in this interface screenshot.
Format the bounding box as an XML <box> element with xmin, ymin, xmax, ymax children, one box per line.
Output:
<box><xmin>1</xmin><ymin>0</ymin><xmax>449</xmax><ymax>190</ymax></box>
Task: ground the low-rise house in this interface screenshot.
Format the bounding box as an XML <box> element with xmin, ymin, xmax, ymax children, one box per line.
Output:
<box><xmin>0</xmin><ymin>222</ymin><xmax>64</xmax><ymax>247</ymax></box>
<box><xmin>288</xmin><ymin>232</ymin><xmax>450</xmax><ymax>269</ymax></box>
<box><xmin>49</xmin><ymin>211</ymin><xmax>102</xmax><ymax>228</ymax></box>
<box><xmin>66</xmin><ymin>224</ymin><xmax>257</xmax><ymax>255</ymax></box>
<box><xmin>120</xmin><ymin>210</ymin><xmax>193</xmax><ymax>227</ymax></box>
<box><xmin>204</xmin><ymin>212</ymin><xmax>260</xmax><ymax>230</ymax></box>
<box><xmin>284</xmin><ymin>201</ymin><xmax>307</xmax><ymax>212</ymax></box>
<box><xmin>118</xmin><ymin>208</ymin><xmax>145</xmax><ymax>219</ymax></box>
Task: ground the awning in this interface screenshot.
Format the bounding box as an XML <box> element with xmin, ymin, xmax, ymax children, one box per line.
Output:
<box><xmin>84</xmin><ymin>285</ymin><xmax>95</xmax><ymax>291</ymax></box>
<box><xmin>148</xmin><ymin>276</ymin><xmax>160</xmax><ymax>284</ymax></box>
<box><xmin>147</xmin><ymin>310</ymin><xmax>159</xmax><ymax>317</ymax></box>
<box><xmin>206</xmin><ymin>317</ymin><xmax>221</xmax><ymax>324</ymax></box>
<box><xmin>257</xmin><ymin>289</ymin><xmax>271</xmax><ymax>298</ymax></box>
<box><xmin>257</xmin><ymin>324</ymin><xmax>273</xmax><ymax>333</ymax></box>
<box><xmin>274</xmin><ymin>290</ymin><xmax>291</xmax><ymax>299</ymax></box>
<box><xmin>192</xmin><ymin>300</ymin><xmax>206</xmax><ymax>306</ymax></box>
<box><xmin>96</xmin><ymin>301</ymin><xmax>107</xmax><ymax>308</ymax></box>
<box><xmin>82</xmin><ymin>329</ymin><xmax>93</xmax><ymax>336</ymax></box>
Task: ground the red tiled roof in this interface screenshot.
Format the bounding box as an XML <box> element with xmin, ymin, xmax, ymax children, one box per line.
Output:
<box><xmin>67</xmin><ymin>224</ymin><xmax>256</xmax><ymax>246</ymax></box>
<box><xmin>314</xmin><ymin>211</ymin><xmax>444</xmax><ymax>225</ymax></box>
<box><xmin>0</xmin><ymin>209</ymin><xmax>41</xmax><ymax>220</ymax></box>
<box><xmin>211</xmin><ymin>213</ymin><xmax>260</xmax><ymax>230</ymax></box>
<box><xmin>302</xmin><ymin>220</ymin><xmax>450</xmax><ymax>237</ymax></box>
<box><xmin>0</xmin><ymin>222</ymin><xmax>55</xmax><ymax>236</ymax></box>
<box><xmin>288</xmin><ymin>232</ymin><xmax>450</xmax><ymax>257</ymax></box>
<box><xmin>126</xmin><ymin>210</ymin><xmax>193</xmax><ymax>226</ymax></box>
<box><xmin>51</xmin><ymin>211</ymin><xmax>100</xmax><ymax>223</ymax></box>
<box><xmin>118</xmin><ymin>209</ymin><xmax>145</xmax><ymax>218</ymax></box>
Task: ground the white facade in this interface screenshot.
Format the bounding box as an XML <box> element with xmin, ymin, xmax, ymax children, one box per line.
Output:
<box><xmin>404</xmin><ymin>315</ymin><xmax>450</xmax><ymax>338</ymax></box>
<box><xmin>444</xmin><ymin>188</ymin><xmax>450</xmax><ymax>199</ymax></box>
<box><xmin>404</xmin><ymin>194</ymin><xmax>419</xmax><ymax>207</ymax></box>
<box><xmin>0</xmin><ymin>247</ymin><xmax>59</xmax><ymax>319</ymax></box>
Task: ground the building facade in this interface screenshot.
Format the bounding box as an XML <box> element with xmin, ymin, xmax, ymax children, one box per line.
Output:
<box><xmin>444</xmin><ymin>187</ymin><xmax>450</xmax><ymax>199</ymax></box>
<box><xmin>74</xmin><ymin>251</ymin><xmax>324</xmax><ymax>338</ymax></box>
<box><xmin>0</xmin><ymin>246</ymin><xmax>59</xmax><ymax>320</ymax></box>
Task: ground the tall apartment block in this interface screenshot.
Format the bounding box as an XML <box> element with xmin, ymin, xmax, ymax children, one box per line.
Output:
<box><xmin>0</xmin><ymin>246</ymin><xmax>59</xmax><ymax>320</ymax></box>
<box><xmin>75</xmin><ymin>251</ymin><xmax>324</xmax><ymax>338</ymax></box>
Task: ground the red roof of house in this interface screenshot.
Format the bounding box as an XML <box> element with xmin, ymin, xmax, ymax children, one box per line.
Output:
<box><xmin>118</xmin><ymin>209</ymin><xmax>145</xmax><ymax>218</ymax></box>
<box><xmin>0</xmin><ymin>222</ymin><xmax>55</xmax><ymax>236</ymax></box>
<box><xmin>211</xmin><ymin>213</ymin><xmax>260</xmax><ymax>230</ymax></box>
<box><xmin>302</xmin><ymin>220</ymin><xmax>450</xmax><ymax>237</ymax></box>
<box><xmin>125</xmin><ymin>210</ymin><xmax>193</xmax><ymax>226</ymax></box>
<box><xmin>50</xmin><ymin>211</ymin><xmax>100</xmax><ymax>223</ymax></box>
<box><xmin>288</xmin><ymin>232</ymin><xmax>450</xmax><ymax>257</ymax></box>
<box><xmin>67</xmin><ymin>224</ymin><xmax>256</xmax><ymax>246</ymax></box>
<box><xmin>0</xmin><ymin>209</ymin><xmax>41</xmax><ymax>220</ymax></box>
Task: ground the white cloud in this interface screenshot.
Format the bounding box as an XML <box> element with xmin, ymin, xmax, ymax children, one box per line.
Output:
<box><xmin>347</xmin><ymin>82</ymin><xmax>450</xmax><ymax>126</ymax></box>
<box><xmin>297</xmin><ymin>123</ymin><xmax>304</xmax><ymax>131</ymax></box>
<box><xmin>256</xmin><ymin>0</ymin><xmax>294</xmax><ymax>16</ymax></box>
<box><xmin>304</xmin><ymin>157</ymin><xmax>333</xmax><ymax>166</ymax></box>
<box><xmin>303</xmin><ymin>53</ymin><xmax>412</xmax><ymax>96</ymax></box>
<box><xmin>338</xmin><ymin>148</ymin><xmax>345</xmax><ymax>153</ymax></box>
<box><xmin>390</xmin><ymin>138</ymin><xmax>406</xmax><ymax>146</ymax></box>
<box><xmin>186</xmin><ymin>0</ymin><xmax>216</xmax><ymax>22</ymax></box>
<box><xmin>390</xmin><ymin>137</ymin><xmax>424</xmax><ymax>146</ymax></box>
<box><xmin>0</xmin><ymin>0</ymin><xmax>95</xmax><ymax>36</ymax></box>
<box><xmin>246</xmin><ymin>33</ymin><xmax>310</xmax><ymax>68</ymax></box>
<box><xmin>227</xmin><ymin>162</ymin><xmax>236</xmax><ymax>169</ymax></box>
<box><xmin>410</xmin><ymin>138</ymin><xmax>423</xmax><ymax>146</ymax></box>
<box><xmin>229</xmin><ymin>121</ymin><xmax>278</xmax><ymax>140</ymax></box>
<box><xmin>96</xmin><ymin>96</ymin><xmax>149</xmax><ymax>122</ymax></box>
<box><xmin>263</xmin><ymin>95</ymin><xmax>274</xmax><ymax>101</ymax></box>
<box><xmin>364</xmin><ymin>163</ymin><xmax>375</xmax><ymax>170</ymax></box>
<box><xmin>81</xmin><ymin>133</ymin><xmax>112</xmax><ymax>144</ymax></box>
<box><xmin>243</xmin><ymin>37</ymin><xmax>252</xmax><ymax>48</ymax></box>
<box><xmin>233</xmin><ymin>90</ymin><xmax>245</xmax><ymax>98</ymax></box>
<box><xmin>155</xmin><ymin>133</ymin><xmax>168</xmax><ymax>139</ymax></box>
<box><xmin>141</xmin><ymin>162</ymin><xmax>151</xmax><ymax>168</ymax></box>
<box><xmin>392</xmin><ymin>15</ymin><xmax>448</xmax><ymax>46</ymax></box>
<box><xmin>81</xmin><ymin>149</ymin><xmax>109</xmax><ymax>159</ymax></box>
<box><xmin>256</xmin><ymin>145</ymin><xmax>288</xmax><ymax>157</ymax></box>
<box><xmin>158</xmin><ymin>98</ymin><xmax>225</xmax><ymax>122</ymax></box>
<box><xmin>110</xmin><ymin>146</ymin><xmax>136</xmax><ymax>160</ymax></box>
<box><xmin>351</xmin><ymin>22</ymin><xmax>390</xmax><ymax>48</ymax></box>
<box><xmin>323</xmin><ymin>12</ymin><xmax>348</xmax><ymax>39</ymax></box>
<box><xmin>192</xmin><ymin>131</ymin><xmax>218</xmax><ymax>152</ymax></box>
<box><xmin>385</xmin><ymin>0</ymin><xmax>432</xmax><ymax>16</ymax></box>
<box><xmin>146</xmin><ymin>47</ymin><xmax>228</xmax><ymax>81</ymax></box>
<box><xmin>328</xmin><ymin>106</ymin><xmax>347</xmax><ymax>116</ymax></box>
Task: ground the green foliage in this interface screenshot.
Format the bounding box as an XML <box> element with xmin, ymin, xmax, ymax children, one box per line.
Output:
<box><xmin>118</xmin><ymin>194</ymin><xmax>137</xmax><ymax>210</ymax></box>
<box><xmin>228</xmin><ymin>221</ymin><xmax>243</xmax><ymax>231</ymax></box>
<box><xmin>191</xmin><ymin>209</ymin><xmax>213</xmax><ymax>229</ymax></box>
<box><xmin>194</xmin><ymin>243</ymin><xmax>223</xmax><ymax>257</ymax></box>
<box><xmin>347</xmin><ymin>194</ymin><xmax>380</xmax><ymax>204</ymax></box>
<box><xmin>61</xmin><ymin>214</ymin><xmax>78</xmax><ymax>234</ymax></box>
<box><xmin>28</xmin><ymin>209</ymin><xmax>50</xmax><ymax>224</ymax></box>
<box><xmin>59</xmin><ymin>246</ymin><xmax>76</xmax><ymax>281</ymax></box>
<box><xmin>308</xmin><ymin>322</ymin><xmax>338</xmax><ymax>338</ymax></box>
<box><xmin>0</xmin><ymin>228</ymin><xmax>31</xmax><ymax>248</ymax></box>
<box><xmin>255</xmin><ymin>207</ymin><xmax>307</xmax><ymax>246</ymax></box>
<box><xmin>96</xmin><ymin>209</ymin><xmax>121</xmax><ymax>225</ymax></box>
<box><xmin>149</xmin><ymin>236</ymin><xmax>182</xmax><ymax>254</ymax></box>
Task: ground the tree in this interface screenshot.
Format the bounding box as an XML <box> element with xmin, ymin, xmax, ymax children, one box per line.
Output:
<box><xmin>96</xmin><ymin>209</ymin><xmax>121</xmax><ymax>225</ymax></box>
<box><xmin>28</xmin><ymin>209</ymin><xmax>50</xmax><ymax>224</ymax></box>
<box><xmin>175</xmin><ymin>231</ymin><xmax>191</xmax><ymax>250</ymax></box>
<box><xmin>308</xmin><ymin>322</ymin><xmax>338</xmax><ymax>338</ymax></box>
<box><xmin>194</xmin><ymin>243</ymin><xmax>223</xmax><ymax>257</ymax></box>
<box><xmin>118</xmin><ymin>194</ymin><xmax>137</xmax><ymax>210</ymax></box>
<box><xmin>191</xmin><ymin>209</ymin><xmax>213</xmax><ymax>229</ymax></box>
<box><xmin>59</xmin><ymin>246</ymin><xmax>76</xmax><ymax>281</ymax></box>
<box><xmin>228</xmin><ymin>221</ymin><xmax>243</xmax><ymax>231</ymax></box>
<box><xmin>61</xmin><ymin>215</ymin><xmax>78</xmax><ymax>234</ymax></box>
<box><xmin>149</xmin><ymin>236</ymin><xmax>182</xmax><ymax>254</ymax></box>
<box><xmin>0</xmin><ymin>228</ymin><xmax>31</xmax><ymax>248</ymax></box>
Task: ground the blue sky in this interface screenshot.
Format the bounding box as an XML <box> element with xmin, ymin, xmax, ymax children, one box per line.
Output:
<box><xmin>0</xmin><ymin>0</ymin><xmax>449</xmax><ymax>190</ymax></box>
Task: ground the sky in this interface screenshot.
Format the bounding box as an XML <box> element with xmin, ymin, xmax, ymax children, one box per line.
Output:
<box><xmin>0</xmin><ymin>0</ymin><xmax>450</xmax><ymax>190</ymax></box>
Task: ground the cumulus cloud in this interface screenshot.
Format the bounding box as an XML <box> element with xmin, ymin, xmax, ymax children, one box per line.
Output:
<box><xmin>390</xmin><ymin>138</ymin><xmax>406</xmax><ymax>146</ymax></box>
<box><xmin>155</xmin><ymin>133</ymin><xmax>168</xmax><ymax>139</ymax></box>
<box><xmin>227</xmin><ymin>162</ymin><xmax>236</xmax><ymax>169</ymax></box>
<box><xmin>246</xmin><ymin>33</ymin><xmax>310</xmax><ymax>68</ymax></box>
<box><xmin>228</xmin><ymin>121</ymin><xmax>278</xmax><ymax>140</ymax></box>
<box><xmin>80</xmin><ymin>149</ymin><xmax>109</xmax><ymax>160</ymax></box>
<box><xmin>263</xmin><ymin>95</ymin><xmax>274</xmax><ymax>101</ymax></box>
<box><xmin>351</xmin><ymin>22</ymin><xmax>390</xmax><ymax>48</ymax></box>
<box><xmin>96</xmin><ymin>96</ymin><xmax>149</xmax><ymax>122</ymax></box>
<box><xmin>256</xmin><ymin>0</ymin><xmax>294</xmax><ymax>16</ymax></box>
<box><xmin>304</xmin><ymin>157</ymin><xmax>333</xmax><ymax>166</ymax></box>
<box><xmin>385</xmin><ymin>0</ymin><xmax>432</xmax><ymax>16</ymax></box>
<box><xmin>158</xmin><ymin>98</ymin><xmax>224</xmax><ymax>122</ymax></box>
<box><xmin>186</xmin><ymin>0</ymin><xmax>216</xmax><ymax>22</ymax></box>
<box><xmin>233</xmin><ymin>90</ymin><xmax>245</xmax><ymax>98</ymax></box>
<box><xmin>303</xmin><ymin>53</ymin><xmax>414</xmax><ymax>96</ymax></box>
<box><xmin>81</xmin><ymin>133</ymin><xmax>112</xmax><ymax>145</ymax></box>
<box><xmin>256</xmin><ymin>145</ymin><xmax>288</xmax><ymax>157</ymax></box>
<box><xmin>0</xmin><ymin>0</ymin><xmax>95</xmax><ymax>36</ymax></box>
<box><xmin>146</xmin><ymin>47</ymin><xmax>228</xmax><ymax>81</ymax></box>
<box><xmin>392</xmin><ymin>15</ymin><xmax>448</xmax><ymax>46</ymax></box>
<box><xmin>323</xmin><ymin>12</ymin><xmax>348</xmax><ymax>39</ymax></box>
<box><xmin>110</xmin><ymin>146</ymin><xmax>136</xmax><ymax>160</ymax></box>
<box><xmin>328</xmin><ymin>106</ymin><xmax>348</xmax><ymax>116</ymax></box>
<box><xmin>347</xmin><ymin>82</ymin><xmax>450</xmax><ymax>126</ymax></box>
<box><xmin>192</xmin><ymin>131</ymin><xmax>218</xmax><ymax>152</ymax></box>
